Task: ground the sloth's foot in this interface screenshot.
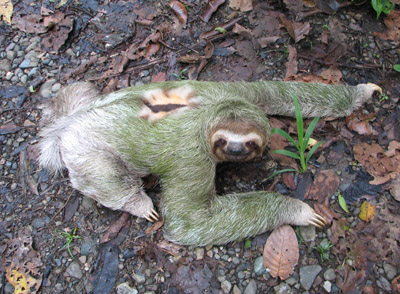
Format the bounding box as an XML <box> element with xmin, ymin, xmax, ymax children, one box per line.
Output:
<box><xmin>294</xmin><ymin>202</ymin><xmax>327</xmax><ymax>229</ymax></box>
<box><xmin>122</xmin><ymin>192</ymin><xmax>160</xmax><ymax>222</ymax></box>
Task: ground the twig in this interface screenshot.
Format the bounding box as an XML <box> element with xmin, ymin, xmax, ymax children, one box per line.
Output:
<box><xmin>298</xmin><ymin>54</ymin><xmax>384</xmax><ymax>69</ymax></box>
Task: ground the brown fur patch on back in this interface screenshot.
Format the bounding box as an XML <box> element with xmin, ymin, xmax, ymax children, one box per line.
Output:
<box><xmin>139</xmin><ymin>85</ymin><xmax>200</xmax><ymax>123</ymax></box>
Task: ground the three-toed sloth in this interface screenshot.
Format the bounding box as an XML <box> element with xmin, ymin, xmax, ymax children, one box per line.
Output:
<box><xmin>38</xmin><ymin>81</ymin><xmax>380</xmax><ymax>245</ymax></box>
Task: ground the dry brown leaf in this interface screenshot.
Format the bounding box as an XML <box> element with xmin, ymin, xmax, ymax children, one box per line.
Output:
<box><xmin>152</xmin><ymin>72</ymin><xmax>166</xmax><ymax>82</ymax></box>
<box><xmin>392</xmin><ymin>275</ymin><xmax>400</xmax><ymax>294</ymax></box>
<box><xmin>282</xmin><ymin>172</ymin><xmax>296</xmax><ymax>190</ymax></box>
<box><xmin>390</xmin><ymin>174</ymin><xmax>400</xmax><ymax>201</ymax></box>
<box><xmin>346</xmin><ymin>111</ymin><xmax>376</xmax><ymax>135</ymax></box>
<box><xmin>330</xmin><ymin>218</ymin><xmax>347</xmax><ymax>244</ymax></box>
<box><xmin>157</xmin><ymin>240</ymin><xmax>185</xmax><ymax>256</ymax></box>
<box><xmin>280</xmin><ymin>16</ymin><xmax>310</xmax><ymax>42</ymax></box>
<box><xmin>308</xmin><ymin>169</ymin><xmax>340</xmax><ymax>203</ymax></box>
<box><xmin>336</xmin><ymin>266</ymin><xmax>367</xmax><ymax>293</ymax></box>
<box><xmin>3</xmin><ymin>228</ymin><xmax>42</xmax><ymax>294</ymax></box>
<box><xmin>201</xmin><ymin>0</ymin><xmax>226</xmax><ymax>22</ymax></box>
<box><xmin>359</xmin><ymin>201</ymin><xmax>376</xmax><ymax>222</ymax></box>
<box><xmin>353</xmin><ymin>142</ymin><xmax>400</xmax><ymax>185</ymax></box>
<box><xmin>284</xmin><ymin>45</ymin><xmax>298</xmax><ymax>79</ymax></box>
<box><xmin>314</xmin><ymin>203</ymin><xmax>338</xmax><ymax>226</ymax></box>
<box><xmin>229</xmin><ymin>0</ymin><xmax>253</xmax><ymax>12</ymax></box>
<box><xmin>169</xmin><ymin>0</ymin><xmax>188</xmax><ymax>24</ymax></box>
<box><xmin>263</xmin><ymin>225</ymin><xmax>299</xmax><ymax>280</ymax></box>
<box><xmin>374</xmin><ymin>11</ymin><xmax>400</xmax><ymax>41</ymax></box>
<box><xmin>320</xmin><ymin>66</ymin><xmax>342</xmax><ymax>84</ymax></box>
<box><xmin>145</xmin><ymin>219</ymin><xmax>164</xmax><ymax>234</ymax></box>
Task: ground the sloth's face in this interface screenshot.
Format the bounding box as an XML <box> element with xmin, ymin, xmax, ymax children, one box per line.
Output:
<box><xmin>210</xmin><ymin>128</ymin><xmax>266</xmax><ymax>162</ymax></box>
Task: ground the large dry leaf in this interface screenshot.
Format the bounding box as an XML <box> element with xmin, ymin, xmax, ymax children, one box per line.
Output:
<box><xmin>353</xmin><ymin>142</ymin><xmax>400</xmax><ymax>185</ymax></box>
<box><xmin>229</xmin><ymin>0</ymin><xmax>253</xmax><ymax>12</ymax></box>
<box><xmin>374</xmin><ymin>11</ymin><xmax>400</xmax><ymax>41</ymax></box>
<box><xmin>308</xmin><ymin>169</ymin><xmax>340</xmax><ymax>203</ymax></box>
<box><xmin>3</xmin><ymin>228</ymin><xmax>43</xmax><ymax>293</ymax></box>
<box><xmin>263</xmin><ymin>225</ymin><xmax>299</xmax><ymax>280</ymax></box>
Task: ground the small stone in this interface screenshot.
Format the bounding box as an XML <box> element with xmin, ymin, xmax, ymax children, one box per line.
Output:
<box><xmin>6</xmin><ymin>51</ymin><xmax>15</xmax><ymax>60</ymax></box>
<box><xmin>20</xmin><ymin>74</ymin><xmax>28</xmax><ymax>84</ymax></box>
<box><xmin>232</xmin><ymin>285</ymin><xmax>241</xmax><ymax>294</ymax></box>
<box><xmin>116</xmin><ymin>282</ymin><xmax>138</xmax><ymax>294</ymax></box>
<box><xmin>383</xmin><ymin>263</ymin><xmax>398</xmax><ymax>280</ymax></box>
<box><xmin>28</xmin><ymin>67</ymin><xmax>38</xmax><ymax>77</ymax></box>
<box><xmin>244</xmin><ymin>279</ymin><xmax>257</xmax><ymax>294</ymax></box>
<box><xmin>79</xmin><ymin>256</ymin><xmax>86</xmax><ymax>263</ymax></box>
<box><xmin>299</xmin><ymin>225</ymin><xmax>316</xmax><ymax>242</ymax></box>
<box><xmin>6</xmin><ymin>43</ymin><xmax>15</xmax><ymax>51</ymax></box>
<box><xmin>5</xmin><ymin>72</ymin><xmax>13</xmax><ymax>80</ymax></box>
<box><xmin>253</xmin><ymin>256</ymin><xmax>266</xmax><ymax>275</ymax></box>
<box><xmin>221</xmin><ymin>280</ymin><xmax>232</xmax><ymax>294</ymax></box>
<box><xmin>285</xmin><ymin>277</ymin><xmax>297</xmax><ymax>286</ymax></box>
<box><xmin>19</xmin><ymin>59</ymin><xmax>31</xmax><ymax>69</ymax></box>
<box><xmin>40</xmin><ymin>79</ymin><xmax>56</xmax><ymax>98</ymax></box>
<box><xmin>81</xmin><ymin>197</ymin><xmax>95</xmax><ymax>210</ymax></box>
<box><xmin>299</xmin><ymin>265</ymin><xmax>322</xmax><ymax>290</ymax></box>
<box><xmin>195</xmin><ymin>247</ymin><xmax>204</xmax><ymax>260</ymax></box>
<box><xmin>132</xmin><ymin>273</ymin><xmax>146</xmax><ymax>284</ymax></box>
<box><xmin>323</xmin><ymin>281</ymin><xmax>331</xmax><ymax>292</ymax></box>
<box><xmin>10</xmin><ymin>183</ymin><xmax>17</xmax><ymax>190</ymax></box>
<box><xmin>80</xmin><ymin>242</ymin><xmax>93</xmax><ymax>255</ymax></box>
<box><xmin>0</xmin><ymin>59</ymin><xmax>11</xmax><ymax>72</ymax></box>
<box><xmin>273</xmin><ymin>282</ymin><xmax>290</xmax><ymax>294</ymax></box>
<box><xmin>52</xmin><ymin>83</ymin><xmax>62</xmax><ymax>92</ymax></box>
<box><xmin>66</xmin><ymin>261</ymin><xmax>83</xmax><ymax>279</ymax></box>
<box><xmin>232</xmin><ymin>257</ymin><xmax>240</xmax><ymax>265</ymax></box>
<box><xmin>65</xmin><ymin>48</ymin><xmax>75</xmax><ymax>57</ymax></box>
<box><xmin>378</xmin><ymin>276</ymin><xmax>391</xmax><ymax>291</ymax></box>
<box><xmin>323</xmin><ymin>268</ymin><xmax>336</xmax><ymax>281</ymax></box>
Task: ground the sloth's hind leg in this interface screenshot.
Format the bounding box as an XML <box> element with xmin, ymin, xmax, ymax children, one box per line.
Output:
<box><xmin>65</xmin><ymin>151</ymin><xmax>159</xmax><ymax>221</ymax></box>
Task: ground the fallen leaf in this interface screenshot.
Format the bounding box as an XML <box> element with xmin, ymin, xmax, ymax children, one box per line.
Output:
<box><xmin>280</xmin><ymin>16</ymin><xmax>310</xmax><ymax>42</ymax></box>
<box><xmin>374</xmin><ymin>11</ymin><xmax>400</xmax><ymax>41</ymax></box>
<box><xmin>12</xmin><ymin>14</ymin><xmax>47</xmax><ymax>34</ymax></box>
<box><xmin>330</xmin><ymin>218</ymin><xmax>347</xmax><ymax>244</ymax></box>
<box><xmin>390</xmin><ymin>174</ymin><xmax>400</xmax><ymax>201</ymax></box>
<box><xmin>201</xmin><ymin>0</ymin><xmax>226</xmax><ymax>23</ymax></box>
<box><xmin>336</xmin><ymin>266</ymin><xmax>367</xmax><ymax>294</ymax></box>
<box><xmin>338</xmin><ymin>192</ymin><xmax>349</xmax><ymax>213</ymax></box>
<box><xmin>359</xmin><ymin>201</ymin><xmax>376</xmax><ymax>222</ymax></box>
<box><xmin>320</xmin><ymin>66</ymin><xmax>342</xmax><ymax>84</ymax></box>
<box><xmin>295</xmin><ymin>172</ymin><xmax>313</xmax><ymax>200</ymax></box>
<box><xmin>314</xmin><ymin>203</ymin><xmax>338</xmax><ymax>225</ymax></box>
<box><xmin>169</xmin><ymin>0</ymin><xmax>187</xmax><ymax>24</ymax></box>
<box><xmin>157</xmin><ymin>240</ymin><xmax>185</xmax><ymax>256</ymax></box>
<box><xmin>229</xmin><ymin>0</ymin><xmax>253</xmax><ymax>12</ymax></box>
<box><xmin>392</xmin><ymin>275</ymin><xmax>400</xmax><ymax>294</ymax></box>
<box><xmin>282</xmin><ymin>172</ymin><xmax>296</xmax><ymax>190</ymax></box>
<box><xmin>308</xmin><ymin>169</ymin><xmax>340</xmax><ymax>203</ymax></box>
<box><xmin>145</xmin><ymin>219</ymin><xmax>164</xmax><ymax>235</ymax></box>
<box><xmin>284</xmin><ymin>45</ymin><xmax>298</xmax><ymax>79</ymax></box>
<box><xmin>346</xmin><ymin>111</ymin><xmax>376</xmax><ymax>135</ymax></box>
<box><xmin>152</xmin><ymin>72</ymin><xmax>166</xmax><ymax>82</ymax></box>
<box><xmin>0</xmin><ymin>0</ymin><xmax>13</xmax><ymax>24</ymax></box>
<box><xmin>263</xmin><ymin>225</ymin><xmax>299</xmax><ymax>280</ymax></box>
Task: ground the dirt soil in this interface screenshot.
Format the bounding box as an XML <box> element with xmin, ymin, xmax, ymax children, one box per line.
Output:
<box><xmin>1</xmin><ymin>1</ymin><xmax>400</xmax><ymax>294</ymax></box>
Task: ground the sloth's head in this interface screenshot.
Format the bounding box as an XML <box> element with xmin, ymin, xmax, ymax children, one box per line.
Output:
<box><xmin>209</xmin><ymin>119</ymin><xmax>268</xmax><ymax>162</ymax></box>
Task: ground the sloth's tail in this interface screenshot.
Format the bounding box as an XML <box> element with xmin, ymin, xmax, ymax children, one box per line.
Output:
<box><xmin>38</xmin><ymin>82</ymin><xmax>100</xmax><ymax>172</ymax></box>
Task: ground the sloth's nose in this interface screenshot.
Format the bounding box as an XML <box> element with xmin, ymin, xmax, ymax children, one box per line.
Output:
<box><xmin>227</xmin><ymin>143</ymin><xmax>245</xmax><ymax>155</ymax></box>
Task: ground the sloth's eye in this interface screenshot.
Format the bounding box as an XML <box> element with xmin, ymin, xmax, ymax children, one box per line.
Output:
<box><xmin>215</xmin><ymin>138</ymin><xmax>227</xmax><ymax>147</ymax></box>
<box><xmin>246</xmin><ymin>141</ymin><xmax>258</xmax><ymax>149</ymax></box>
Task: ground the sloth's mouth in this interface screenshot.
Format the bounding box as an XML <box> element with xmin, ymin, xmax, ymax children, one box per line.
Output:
<box><xmin>222</xmin><ymin>151</ymin><xmax>251</xmax><ymax>161</ymax></box>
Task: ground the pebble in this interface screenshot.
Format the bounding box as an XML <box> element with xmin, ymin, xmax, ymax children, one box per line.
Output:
<box><xmin>195</xmin><ymin>247</ymin><xmax>204</xmax><ymax>260</ymax></box>
<box><xmin>0</xmin><ymin>59</ymin><xmax>11</xmax><ymax>72</ymax></box>
<box><xmin>19</xmin><ymin>59</ymin><xmax>31</xmax><ymax>69</ymax></box>
<box><xmin>116</xmin><ymin>282</ymin><xmax>138</xmax><ymax>294</ymax></box>
<box><xmin>244</xmin><ymin>279</ymin><xmax>257</xmax><ymax>294</ymax></box>
<box><xmin>323</xmin><ymin>281</ymin><xmax>332</xmax><ymax>292</ymax></box>
<box><xmin>323</xmin><ymin>268</ymin><xmax>336</xmax><ymax>281</ymax></box>
<box><xmin>40</xmin><ymin>79</ymin><xmax>57</xmax><ymax>98</ymax></box>
<box><xmin>52</xmin><ymin>83</ymin><xmax>62</xmax><ymax>92</ymax></box>
<box><xmin>132</xmin><ymin>273</ymin><xmax>146</xmax><ymax>284</ymax></box>
<box><xmin>273</xmin><ymin>282</ymin><xmax>291</xmax><ymax>294</ymax></box>
<box><xmin>299</xmin><ymin>265</ymin><xmax>322</xmax><ymax>290</ymax></box>
<box><xmin>253</xmin><ymin>256</ymin><xmax>266</xmax><ymax>275</ymax></box>
<box><xmin>232</xmin><ymin>285</ymin><xmax>241</xmax><ymax>294</ymax></box>
<box><xmin>81</xmin><ymin>197</ymin><xmax>95</xmax><ymax>209</ymax></box>
<box><xmin>32</xmin><ymin>216</ymin><xmax>50</xmax><ymax>228</ymax></box>
<box><xmin>378</xmin><ymin>276</ymin><xmax>392</xmax><ymax>291</ymax></box>
<box><xmin>221</xmin><ymin>280</ymin><xmax>232</xmax><ymax>293</ymax></box>
<box><xmin>383</xmin><ymin>263</ymin><xmax>398</xmax><ymax>280</ymax></box>
<box><xmin>6</xmin><ymin>51</ymin><xmax>15</xmax><ymax>60</ymax></box>
<box><xmin>299</xmin><ymin>225</ymin><xmax>316</xmax><ymax>242</ymax></box>
<box><xmin>66</xmin><ymin>261</ymin><xmax>83</xmax><ymax>279</ymax></box>
<box><xmin>80</xmin><ymin>242</ymin><xmax>93</xmax><ymax>255</ymax></box>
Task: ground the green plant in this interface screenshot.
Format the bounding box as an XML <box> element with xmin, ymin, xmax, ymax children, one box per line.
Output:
<box><xmin>371</xmin><ymin>0</ymin><xmax>395</xmax><ymax>19</ymax></box>
<box><xmin>172</xmin><ymin>68</ymin><xmax>188</xmax><ymax>80</ymax></box>
<box><xmin>271</xmin><ymin>94</ymin><xmax>324</xmax><ymax>174</ymax></box>
<box><xmin>338</xmin><ymin>191</ymin><xmax>349</xmax><ymax>213</ymax></box>
<box><xmin>295</xmin><ymin>227</ymin><xmax>304</xmax><ymax>245</ymax></box>
<box><xmin>214</xmin><ymin>27</ymin><xmax>227</xmax><ymax>34</ymax></box>
<box><xmin>313</xmin><ymin>239</ymin><xmax>333</xmax><ymax>261</ymax></box>
<box><xmin>394</xmin><ymin>64</ymin><xmax>400</xmax><ymax>72</ymax></box>
<box><xmin>57</xmin><ymin>227</ymin><xmax>81</xmax><ymax>258</ymax></box>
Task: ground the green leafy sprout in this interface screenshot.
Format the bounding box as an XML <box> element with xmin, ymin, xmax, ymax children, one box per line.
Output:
<box><xmin>394</xmin><ymin>64</ymin><xmax>400</xmax><ymax>72</ymax></box>
<box><xmin>313</xmin><ymin>239</ymin><xmax>334</xmax><ymax>262</ymax></box>
<box><xmin>214</xmin><ymin>27</ymin><xmax>227</xmax><ymax>34</ymax></box>
<box><xmin>271</xmin><ymin>94</ymin><xmax>324</xmax><ymax>174</ymax></box>
<box><xmin>371</xmin><ymin>0</ymin><xmax>395</xmax><ymax>19</ymax></box>
<box><xmin>57</xmin><ymin>227</ymin><xmax>81</xmax><ymax>259</ymax></box>
<box><xmin>172</xmin><ymin>68</ymin><xmax>188</xmax><ymax>80</ymax></box>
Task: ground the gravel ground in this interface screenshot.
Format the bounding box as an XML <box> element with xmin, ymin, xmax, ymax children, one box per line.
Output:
<box><xmin>1</xmin><ymin>2</ymin><xmax>400</xmax><ymax>294</ymax></box>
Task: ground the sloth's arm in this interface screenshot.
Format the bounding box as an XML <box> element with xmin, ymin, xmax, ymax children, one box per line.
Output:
<box><xmin>190</xmin><ymin>81</ymin><xmax>381</xmax><ymax>118</ymax></box>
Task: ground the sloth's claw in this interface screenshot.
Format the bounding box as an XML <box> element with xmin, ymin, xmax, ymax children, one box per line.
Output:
<box><xmin>308</xmin><ymin>213</ymin><xmax>327</xmax><ymax>228</ymax></box>
<box><xmin>144</xmin><ymin>209</ymin><xmax>159</xmax><ymax>222</ymax></box>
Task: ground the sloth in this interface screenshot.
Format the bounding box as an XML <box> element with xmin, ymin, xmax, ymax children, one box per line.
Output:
<box><xmin>38</xmin><ymin>81</ymin><xmax>380</xmax><ymax>245</ymax></box>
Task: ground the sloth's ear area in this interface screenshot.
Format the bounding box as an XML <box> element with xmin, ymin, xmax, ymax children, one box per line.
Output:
<box><xmin>138</xmin><ymin>85</ymin><xmax>201</xmax><ymax>123</ymax></box>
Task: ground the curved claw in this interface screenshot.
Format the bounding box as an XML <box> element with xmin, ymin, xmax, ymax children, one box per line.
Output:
<box><xmin>144</xmin><ymin>209</ymin><xmax>160</xmax><ymax>222</ymax></box>
<box><xmin>308</xmin><ymin>213</ymin><xmax>327</xmax><ymax>229</ymax></box>
<box><xmin>367</xmin><ymin>83</ymin><xmax>382</xmax><ymax>94</ymax></box>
